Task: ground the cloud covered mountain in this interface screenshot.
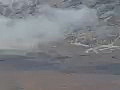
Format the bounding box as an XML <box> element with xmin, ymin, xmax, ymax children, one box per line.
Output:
<box><xmin>0</xmin><ymin>0</ymin><xmax>119</xmax><ymax>50</ymax></box>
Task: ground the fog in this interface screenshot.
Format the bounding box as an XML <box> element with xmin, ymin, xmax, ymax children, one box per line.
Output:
<box><xmin>0</xmin><ymin>5</ymin><xmax>98</xmax><ymax>50</ymax></box>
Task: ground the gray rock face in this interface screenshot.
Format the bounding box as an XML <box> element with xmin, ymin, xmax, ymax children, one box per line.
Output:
<box><xmin>0</xmin><ymin>0</ymin><xmax>118</xmax><ymax>17</ymax></box>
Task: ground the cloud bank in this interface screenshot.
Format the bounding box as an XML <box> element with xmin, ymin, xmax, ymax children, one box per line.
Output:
<box><xmin>0</xmin><ymin>5</ymin><xmax>98</xmax><ymax>50</ymax></box>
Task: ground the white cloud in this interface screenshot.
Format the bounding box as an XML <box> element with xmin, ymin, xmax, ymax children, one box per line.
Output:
<box><xmin>0</xmin><ymin>5</ymin><xmax>98</xmax><ymax>50</ymax></box>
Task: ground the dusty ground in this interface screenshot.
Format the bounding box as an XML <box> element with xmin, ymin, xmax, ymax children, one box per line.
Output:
<box><xmin>1</xmin><ymin>41</ymin><xmax>120</xmax><ymax>90</ymax></box>
<box><xmin>1</xmin><ymin>71</ymin><xmax>120</xmax><ymax>90</ymax></box>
